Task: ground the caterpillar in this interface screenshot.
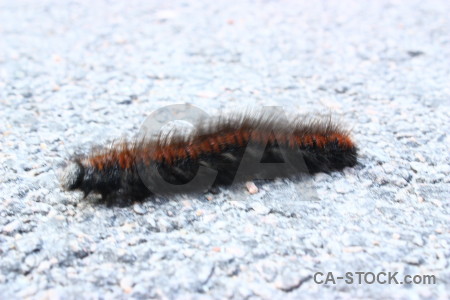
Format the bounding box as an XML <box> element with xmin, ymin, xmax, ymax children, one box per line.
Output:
<box><xmin>58</xmin><ymin>111</ymin><xmax>358</xmax><ymax>204</ymax></box>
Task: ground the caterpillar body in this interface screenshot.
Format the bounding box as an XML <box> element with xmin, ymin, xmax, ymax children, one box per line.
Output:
<box><xmin>58</xmin><ymin>112</ymin><xmax>358</xmax><ymax>203</ymax></box>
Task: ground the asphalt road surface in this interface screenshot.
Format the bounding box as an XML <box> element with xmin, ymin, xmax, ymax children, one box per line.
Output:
<box><xmin>0</xmin><ymin>0</ymin><xmax>449</xmax><ymax>298</ymax></box>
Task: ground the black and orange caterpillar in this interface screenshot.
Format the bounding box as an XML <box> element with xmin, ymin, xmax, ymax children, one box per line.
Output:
<box><xmin>58</xmin><ymin>112</ymin><xmax>358</xmax><ymax>203</ymax></box>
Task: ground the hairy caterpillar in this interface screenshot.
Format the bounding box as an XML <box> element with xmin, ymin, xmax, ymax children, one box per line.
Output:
<box><xmin>58</xmin><ymin>111</ymin><xmax>358</xmax><ymax>203</ymax></box>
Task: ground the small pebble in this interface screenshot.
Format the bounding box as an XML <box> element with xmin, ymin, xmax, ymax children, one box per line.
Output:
<box><xmin>133</xmin><ymin>203</ymin><xmax>147</xmax><ymax>215</ymax></box>
<box><xmin>245</xmin><ymin>181</ymin><xmax>259</xmax><ymax>194</ymax></box>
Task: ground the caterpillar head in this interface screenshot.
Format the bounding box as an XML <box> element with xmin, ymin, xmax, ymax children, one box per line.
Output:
<box><xmin>57</xmin><ymin>160</ymin><xmax>84</xmax><ymax>191</ymax></box>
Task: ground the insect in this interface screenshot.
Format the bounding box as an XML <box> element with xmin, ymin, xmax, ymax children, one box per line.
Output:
<box><xmin>58</xmin><ymin>111</ymin><xmax>358</xmax><ymax>204</ymax></box>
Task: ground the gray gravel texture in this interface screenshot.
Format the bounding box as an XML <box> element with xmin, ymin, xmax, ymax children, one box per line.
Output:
<box><xmin>1</xmin><ymin>0</ymin><xmax>449</xmax><ymax>299</ymax></box>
